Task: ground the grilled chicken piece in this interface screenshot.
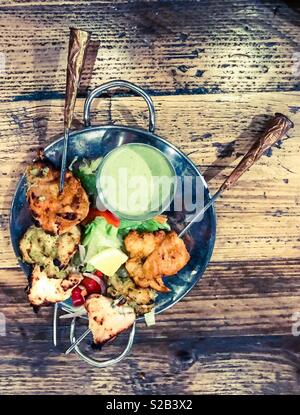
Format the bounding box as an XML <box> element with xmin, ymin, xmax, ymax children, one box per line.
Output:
<box><xmin>85</xmin><ymin>294</ymin><xmax>136</xmax><ymax>344</ymax></box>
<box><xmin>125</xmin><ymin>257</ymin><xmax>171</xmax><ymax>292</ymax></box>
<box><xmin>124</xmin><ymin>230</ymin><xmax>166</xmax><ymax>259</ymax></box>
<box><xmin>125</xmin><ymin>230</ymin><xmax>190</xmax><ymax>292</ymax></box>
<box><xmin>28</xmin><ymin>265</ymin><xmax>82</xmax><ymax>306</ymax></box>
<box><xmin>26</xmin><ymin>161</ymin><xmax>89</xmax><ymax>235</ymax></box>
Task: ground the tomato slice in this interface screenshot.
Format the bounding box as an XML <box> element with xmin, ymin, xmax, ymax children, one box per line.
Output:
<box><xmin>83</xmin><ymin>208</ymin><xmax>120</xmax><ymax>227</ymax></box>
<box><xmin>94</xmin><ymin>270</ymin><xmax>103</xmax><ymax>278</ymax></box>
<box><xmin>71</xmin><ymin>287</ymin><xmax>85</xmax><ymax>307</ymax></box>
<box><xmin>81</xmin><ymin>277</ymin><xmax>101</xmax><ymax>294</ymax></box>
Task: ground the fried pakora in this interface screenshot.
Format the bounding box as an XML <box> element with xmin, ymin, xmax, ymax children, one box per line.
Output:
<box><xmin>85</xmin><ymin>294</ymin><xmax>136</xmax><ymax>344</ymax></box>
<box><xmin>124</xmin><ymin>230</ymin><xmax>166</xmax><ymax>259</ymax></box>
<box><xmin>143</xmin><ymin>231</ymin><xmax>190</xmax><ymax>280</ymax></box>
<box><xmin>124</xmin><ymin>230</ymin><xmax>190</xmax><ymax>292</ymax></box>
<box><xmin>28</xmin><ymin>265</ymin><xmax>83</xmax><ymax>306</ymax></box>
<box><xmin>26</xmin><ymin>161</ymin><xmax>89</xmax><ymax>235</ymax></box>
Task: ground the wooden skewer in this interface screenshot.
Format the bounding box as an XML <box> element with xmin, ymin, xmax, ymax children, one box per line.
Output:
<box><xmin>60</xmin><ymin>28</ymin><xmax>91</xmax><ymax>192</ymax></box>
<box><xmin>179</xmin><ymin>113</ymin><xmax>294</xmax><ymax>238</ymax></box>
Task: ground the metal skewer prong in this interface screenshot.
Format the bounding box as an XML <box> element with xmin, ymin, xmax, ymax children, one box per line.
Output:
<box><xmin>65</xmin><ymin>327</ymin><xmax>91</xmax><ymax>355</ymax></box>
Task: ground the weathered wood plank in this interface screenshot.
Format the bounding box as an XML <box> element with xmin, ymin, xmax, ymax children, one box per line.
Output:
<box><xmin>1</xmin><ymin>92</ymin><xmax>299</xmax><ymax>266</ymax></box>
<box><xmin>1</xmin><ymin>0</ymin><xmax>300</xmax><ymax>394</ymax></box>
<box><xmin>3</xmin><ymin>213</ymin><xmax>300</xmax><ymax>267</ymax></box>
<box><xmin>2</xmin><ymin>0</ymin><xmax>126</xmax><ymax>4</ymax></box>
<box><xmin>0</xmin><ymin>0</ymin><xmax>299</xmax><ymax>101</ymax></box>
<box><xmin>2</xmin><ymin>260</ymin><xmax>300</xmax><ymax>338</ymax></box>
<box><xmin>2</xmin><ymin>261</ymin><xmax>300</xmax><ymax>395</ymax></box>
<box><xmin>0</xmin><ymin>330</ymin><xmax>300</xmax><ymax>394</ymax></box>
<box><xmin>1</xmin><ymin>259</ymin><xmax>300</xmax><ymax>394</ymax></box>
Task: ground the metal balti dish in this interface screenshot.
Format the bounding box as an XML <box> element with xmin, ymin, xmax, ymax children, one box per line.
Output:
<box><xmin>10</xmin><ymin>80</ymin><xmax>216</xmax><ymax>366</ymax></box>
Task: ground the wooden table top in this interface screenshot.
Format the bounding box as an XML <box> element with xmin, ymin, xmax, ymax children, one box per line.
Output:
<box><xmin>1</xmin><ymin>0</ymin><xmax>300</xmax><ymax>395</ymax></box>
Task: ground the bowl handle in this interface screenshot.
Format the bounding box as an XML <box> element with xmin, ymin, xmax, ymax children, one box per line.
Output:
<box><xmin>83</xmin><ymin>80</ymin><xmax>156</xmax><ymax>133</ymax></box>
<box><xmin>69</xmin><ymin>316</ymin><xmax>136</xmax><ymax>367</ymax></box>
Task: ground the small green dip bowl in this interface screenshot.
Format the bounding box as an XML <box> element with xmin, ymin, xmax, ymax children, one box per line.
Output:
<box><xmin>96</xmin><ymin>143</ymin><xmax>176</xmax><ymax>220</ymax></box>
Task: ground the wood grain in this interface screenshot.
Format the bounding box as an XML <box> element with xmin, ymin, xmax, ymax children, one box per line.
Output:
<box><xmin>1</xmin><ymin>0</ymin><xmax>300</xmax><ymax>396</ymax></box>
<box><xmin>1</xmin><ymin>332</ymin><xmax>300</xmax><ymax>395</ymax></box>
<box><xmin>1</xmin><ymin>93</ymin><xmax>300</xmax><ymax>395</ymax></box>
<box><xmin>0</xmin><ymin>0</ymin><xmax>299</xmax><ymax>101</ymax></box>
<box><xmin>1</xmin><ymin>261</ymin><xmax>300</xmax><ymax>394</ymax></box>
<box><xmin>1</xmin><ymin>92</ymin><xmax>299</xmax><ymax>267</ymax></box>
<box><xmin>2</xmin><ymin>259</ymin><xmax>300</xmax><ymax>337</ymax></box>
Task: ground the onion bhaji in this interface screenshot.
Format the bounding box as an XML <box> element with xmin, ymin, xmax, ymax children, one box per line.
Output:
<box><xmin>26</xmin><ymin>161</ymin><xmax>89</xmax><ymax>235</ymax></box>
<box><xmin>124</xmin><ymin>230</ymin><xmax>190</xmax><ymax>292</ymax></box>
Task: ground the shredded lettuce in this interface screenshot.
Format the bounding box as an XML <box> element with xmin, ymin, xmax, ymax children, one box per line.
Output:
<box><xmin>73</xmin><ymin>157</ymin><xmax>102</xmax><ymax>195</ymax></box>
<box><xmin>82</xmin><ymin>217</ymin><xmax>121</xmax><ymax>264</ymax></box>
<box><xmin>78</xmin><ymin>158</ymin><xmax>103</xmax><ymax>175</ymax></box>
<box><xmin>118</xmin><ymin>218</ymin><xmax>170</xmax><ymax>237</ymax></box>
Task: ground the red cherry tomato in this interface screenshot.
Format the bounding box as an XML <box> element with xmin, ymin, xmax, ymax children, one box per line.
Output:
<box><xmin>81</xmin><ymin>277</ymin><xmax>101</xmax><ymax>294</ymax></box>
<box><xmin>71</xmin><ymin>287</ymin><xmax>85</xmax><ymax>307</ymax></box>
<box><xmin>94</xmin><ymin>270</ymin><xmax>103</xmax><ymax>278</ymax></box>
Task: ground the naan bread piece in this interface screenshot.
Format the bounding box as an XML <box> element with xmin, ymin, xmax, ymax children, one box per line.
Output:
<box><xmin>85</xmin><ymin>294</ymin><xmax>136</xmax><ymax>344</ymax></box>
<box><xmin>28</xmin><ymin>265</ymin><xmax>82</xmax><ymax>306</ymax></box>
<box><xmin>26</xmin><ymin>161</ymin><xmax>89</xmax><ymax>235</ymax></box>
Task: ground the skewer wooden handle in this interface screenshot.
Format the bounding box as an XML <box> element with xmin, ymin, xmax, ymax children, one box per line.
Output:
<box><xmin>218</xmin><ymin>113</ymin><xmax>294</xmax><ymax>192</ymax></box>
<box><xmin>64</xmin><ymin>28</ymin><xmax>91</xmax><ymax>129</ymax></box>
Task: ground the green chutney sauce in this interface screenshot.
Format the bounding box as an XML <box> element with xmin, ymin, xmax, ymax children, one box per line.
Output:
<box><xmin>97</xmin><ymin>143</ymin><xmax>176</xmax><ymax>220</ymax></box>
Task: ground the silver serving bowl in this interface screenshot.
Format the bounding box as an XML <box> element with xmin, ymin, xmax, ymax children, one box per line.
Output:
<box><xmin>10</xmin><ymin>81</ymin><xmax>216</xmax><ymax>366</ymax></box>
